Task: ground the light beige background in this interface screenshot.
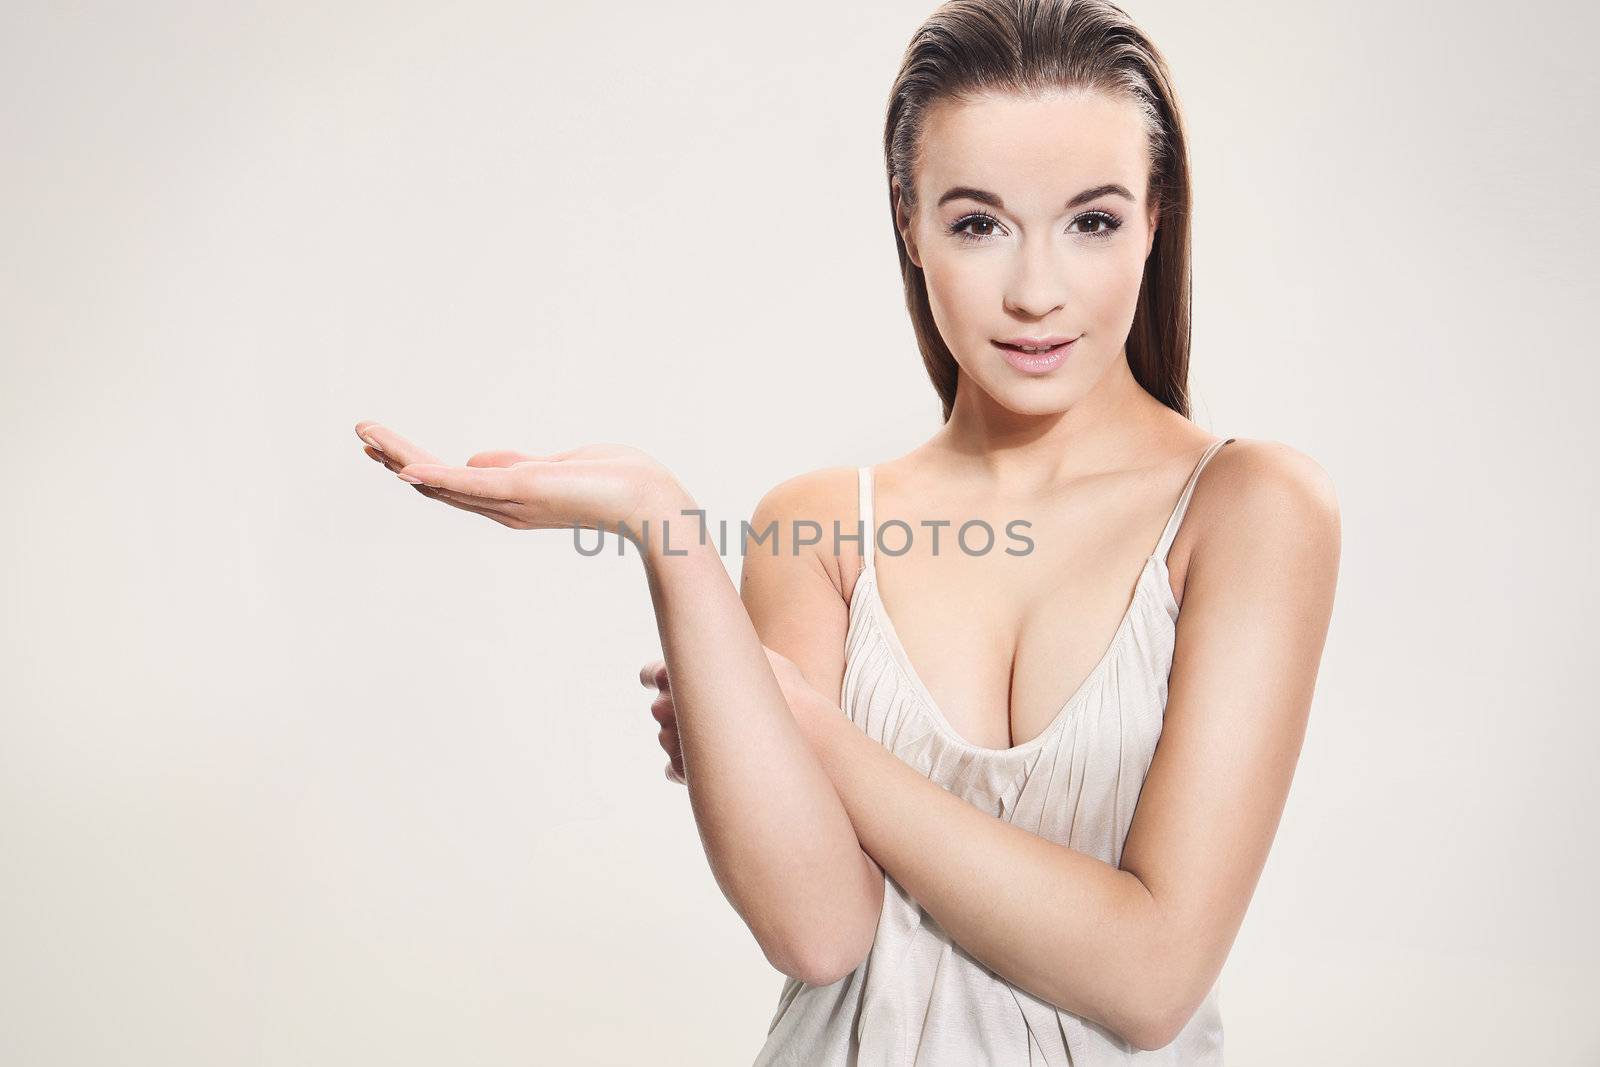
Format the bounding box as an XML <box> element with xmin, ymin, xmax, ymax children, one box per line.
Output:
<box><xmin>3</xmin><ymin>1</ymin><xmax>1596</xmax><ymax>1063</ymax></box>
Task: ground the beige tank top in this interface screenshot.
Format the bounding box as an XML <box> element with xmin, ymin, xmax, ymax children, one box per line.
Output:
<box><xmin>753</xmin><ymin>438</ymin><xmax>1236</xmax><ymax>1065</ymax></box>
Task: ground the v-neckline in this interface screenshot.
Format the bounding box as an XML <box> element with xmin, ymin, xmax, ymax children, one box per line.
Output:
<box><xmin>851</xmin><ymin>552</ymin><xmax>1179</xmax><ymax>758</ymax></box>
<box><xmin>849</xmin><ymin>438</ymin><xmax>1230</xmax><ymax>758</ymax></box>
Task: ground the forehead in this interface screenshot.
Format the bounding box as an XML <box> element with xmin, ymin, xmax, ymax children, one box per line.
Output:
<box><xmin>917</xmin><ymin>88</ymin><xmax>1151</xmax><ymax>206</ymax></box>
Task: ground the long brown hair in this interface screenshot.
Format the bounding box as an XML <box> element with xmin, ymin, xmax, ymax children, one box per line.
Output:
<box><xmin>884</xmin><ymin>0</ymin><xmax>1194</xmax><ymax>422</ymax></box>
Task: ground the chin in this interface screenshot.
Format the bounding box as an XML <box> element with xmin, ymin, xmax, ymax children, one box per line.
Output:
<box><xmin>985</xmin><ymin>379</ymin><xmax>1077</xmax><ymax>416</ymax></box>
<box><xmin>1004</xmin><ymin>394</ymin><xmax>1075</xmax><ymax>416</ymax></box>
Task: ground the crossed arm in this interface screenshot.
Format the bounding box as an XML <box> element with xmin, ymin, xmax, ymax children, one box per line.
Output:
<box><xmin>650</xmin><ymin>445</ymin><xmax>1339</xmax><ymax>1051</ymax></box>
<box><xmin>354</xmin><ymin>420</ymin><xmax>1337</xmax><ymax>1050</ymax></box>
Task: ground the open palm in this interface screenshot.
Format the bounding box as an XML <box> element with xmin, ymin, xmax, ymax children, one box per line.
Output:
<box><xmin>355</xmin><ymin>420</ymin><xmax>682</xmax><ymax>535</ymax></box>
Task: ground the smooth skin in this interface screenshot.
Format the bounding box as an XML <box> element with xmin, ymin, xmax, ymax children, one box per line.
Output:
<box><xmin>642</xmin><ymin>88</ymin><xmax>1340</xmax><ymax>1051</ymax></box>
<box><xmin>359</xmin><ymin>87</ymin><xmax>1339</xmax><ymax>1053</ymax></box>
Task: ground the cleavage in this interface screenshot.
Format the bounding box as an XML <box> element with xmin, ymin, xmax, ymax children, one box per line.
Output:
<box><xmin>874</xmin><ymin>539</ymin><xmax>1149</xmax><ymax>750</ymax></box>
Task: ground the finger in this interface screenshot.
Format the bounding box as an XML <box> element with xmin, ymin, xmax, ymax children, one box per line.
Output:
<box><xmin>656</xmin><ymin>718</ymin><xmax>683</xmax><ymax>762</ymax></box>
<box><xmin>658</xmin><ymin>728</ymin><xmax>685</xmax><ymax>781</ymax></box>
<box><xmin>364</xmin><ymin>445</ymin><xmax>401</xmax><ymax>472</ymax></box>
<box><xmin>650</xmin><ymin>695</ymin><xmax>675</xmax><ymax>725</ymax></box>
<box><xmin>410</xmin><ymin>484</ymin><xmax>524</xmax><ymax>526</ymax></box>
<box><xmin>365</xmin><ymin>446</ymin><xmax>415</xmax><ymax>479</ymax></box>
<box><xmin>355</xmin><ymin>422</ymin><xmax>444</xmax><ymax>468</ymax></box>
<box><xmin>639</xmin><ymin>660</ymin><xmax>668</xmax><ymax>690</ymax></box>
<box><xmin>397</xmin><ymin>462</ymin><xmax>520</xmax><ymax>502</ymax></box>
<box><xmin>423</xmin><ymin>484</ymin><xmax>523</xmax><ymax>521</ymax></box>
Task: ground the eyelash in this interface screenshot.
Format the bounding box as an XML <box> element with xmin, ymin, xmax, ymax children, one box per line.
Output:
<box><xmin>946</xmin><ymin>209</ymin><xmax>1124</xmax><ymax>244</ymax></box>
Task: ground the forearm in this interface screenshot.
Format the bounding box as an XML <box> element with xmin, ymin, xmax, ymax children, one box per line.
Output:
<box><xmin>636</xmin><ymin>499</ymin><xmax>879</xmax><ymax>983</ymax></box>
<box><xmin>800</xmin><ymin>705</ymin><xmax>1174</xmax><ymax>1048</ymax></box>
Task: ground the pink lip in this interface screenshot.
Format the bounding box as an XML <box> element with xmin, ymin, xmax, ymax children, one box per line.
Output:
<box><xmin>994</xmin><ymin>334</ymin><xmax>1077</xmax><ymax>348</ymax></box>
<box><xmin>992</xmin><ymin>335</ymin><xmax>1078</xmax><ymax>374</ymax></box>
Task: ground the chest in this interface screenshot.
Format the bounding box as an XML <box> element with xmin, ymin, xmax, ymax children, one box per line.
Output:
<box><xmin>857</xmin><ymin>540</ymin><xmax>1177</xmax><ymax>752</ymax></box>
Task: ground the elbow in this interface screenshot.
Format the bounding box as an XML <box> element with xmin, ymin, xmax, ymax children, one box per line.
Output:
<box><xmin>1123</xmin><ymin>1005</ymin><xmax>1184</xmax><ymax>1054</ymax></box>
<box><xmin>794</xmin><ymin>950</ymin><xmax>865</xmax><ymax>990</ymax></box>
<box><xmin>766</xmin><ymin>899</ymin><xmax>877</xmax><ymax>988</ymax></box>
<box><xmin>807</xmin><ymin>926</ymin><xmax>874</xmax><ymax>986</ymax></box>
<box><xmin>1094</xmin><ymin>936</ymin><xmax>1207</xmax><ymax>1050</ymax></box>
<box><xmin>1121</xmin><ymin>977</ymin><xmax>1213</xmax><ymax>1052</ymax></box>
<box><xmin>1108</xmin><ymin>897</ymin><xmax>1219</xmax><ymax>1051</ymax></box>
<box><xmin>773</xmin><ymin>912</ymin><xmax>875</xmax><ymax>987</ymax></box>
<box><xmin>768</xmin><ymin>857</ymin><xmax>882</xmax><ymax>987</ymax></box>
<box><xmin>767</xmin><ymin>934</ymin><xmax>868</xmax><ymax>989</ymax></box>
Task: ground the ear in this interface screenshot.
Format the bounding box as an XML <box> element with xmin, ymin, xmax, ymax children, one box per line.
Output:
<box><xmin>892</xmin><ymin>179</ymin><xmax>924</xmax><ymax>270</ymax></box>
<box><xmin>1144</xmin><ymin>200</ymin><xmax>1160</xmax><ymax>260</ymax></box>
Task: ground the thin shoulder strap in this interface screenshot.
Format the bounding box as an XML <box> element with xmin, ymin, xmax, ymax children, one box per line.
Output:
<box><xmin>1154</xmin><ymin>437</ymin><xmax>1236</xmax><ymax>561</ymax></box>
<box><xmin>856</xmin><ymin>465</ymin><xmax>876</xmax><ymax>572</ymax></box>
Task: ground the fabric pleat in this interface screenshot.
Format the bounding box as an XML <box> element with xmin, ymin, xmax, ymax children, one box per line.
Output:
<box><xmin>753</xmin><ymin>440</ymin><xmax>1236</xmax><ymax>1066</ymax></box>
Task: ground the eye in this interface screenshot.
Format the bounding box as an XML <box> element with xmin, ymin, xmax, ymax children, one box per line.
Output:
<box><xmin>1068</xmin><ymin>210</ymin><xmax>1123</xmax><ymax>239</ymax></box>
<box><xmin>946</xmin><ymin>208</ymin><xmax>1126</xmax><ymax>244</ymax></box>
<box><xmin>947</xmin><ymin>212</ymin><xmax>1003</xmax><ymax>243</ymax></box>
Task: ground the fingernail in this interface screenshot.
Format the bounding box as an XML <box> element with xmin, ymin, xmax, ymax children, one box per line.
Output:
<box><xmin>396</xmin><ymin>471</ymin><xmax>422</xmax><ymax>483</ymax></box>
<box><xmin>362</xmin><ymin>436</ymin><xmax>384</xmax><ymax>453</ymax></box>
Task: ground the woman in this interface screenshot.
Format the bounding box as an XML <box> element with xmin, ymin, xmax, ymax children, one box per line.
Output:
<box><xmin>354</xmin><ymin>0</ymin><xmax>1340</xmax><ymax>1060</ymax></box>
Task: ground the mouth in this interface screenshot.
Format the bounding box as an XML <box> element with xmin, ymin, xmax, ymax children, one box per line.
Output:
<box><xmin>992</xmin><ymin>334</ymin><xmax>1080</xmax><ymax>373</ymax></box>
<box><xmin>993</xmin><ymin>335</ymin><xmax>1078</xmax><ymax>354</ymax></box>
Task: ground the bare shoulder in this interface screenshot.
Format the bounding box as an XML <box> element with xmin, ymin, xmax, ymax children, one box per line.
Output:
<box><xmin>1184</xmin><ymin>437</ymin><xmax>1342</xmax><ymax>588</ymax></box>
<box><xmin>746</xmin><ymin>465</ymin><xmax>865</xmax><ymax>601</ymax></box>
<box><xmin>1202</xmin><ymin>437</ymin><xmax>1339</xmax><ymax>531</ymax></box>
<box><xmin>741</xmin><ymin>465</ymin><xmax>865</xmax><ymax>699</ymax></box>
<box><xmin>752</xmin><ymin>464</ymin><xmax>860</xmax><ymax>517</ymax></box>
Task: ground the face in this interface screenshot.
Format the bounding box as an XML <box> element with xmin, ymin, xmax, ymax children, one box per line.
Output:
<box><xmin>895</xmin><ymin>88</ymin><xmax>1159</xmax><ymax>416</ymax></box>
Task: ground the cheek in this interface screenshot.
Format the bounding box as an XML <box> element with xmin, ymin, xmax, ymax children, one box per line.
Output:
<box><xmin>1084</xmin><ymin>258</ymin><xmax>1146</xmax><ymax>324</ymax></box>
<box><xmin>921</xmin><ymin>251</ymin><xmax>998</xmax><ymax>337</ymax></box>
<box><xmin>1067</xmin><ymin>239</ymin><xmax>1148</xmax><ymax>315</ymax></box>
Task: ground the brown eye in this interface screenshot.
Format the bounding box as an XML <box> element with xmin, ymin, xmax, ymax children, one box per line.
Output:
<box><xmin>948</xmin><ymin>212</ymin><xmax>1003</xmax><ymax>242</ymax></box>
<box><xmin>1068</xmin><ymin>210</ymin><xmax>1124</xmax><ymax>239</ymax></box>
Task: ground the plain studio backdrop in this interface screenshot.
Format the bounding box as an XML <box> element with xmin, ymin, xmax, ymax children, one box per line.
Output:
<box><xmin>2</xmin><ymin>1</ymin><xmax>1596</xmax><ymax>1063</ymax></box>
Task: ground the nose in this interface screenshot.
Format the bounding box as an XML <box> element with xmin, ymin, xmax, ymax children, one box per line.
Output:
<box><xmin>1002</xmin><ymin>234</ymin><xmax>1067</xmax><ymax>319</ymax></box>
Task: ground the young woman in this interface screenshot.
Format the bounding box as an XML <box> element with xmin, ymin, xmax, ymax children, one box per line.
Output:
<box><xmin>354</xmin><ymin>0</ymin><xmax>1340</xmax><ymax>1061</ymax></box>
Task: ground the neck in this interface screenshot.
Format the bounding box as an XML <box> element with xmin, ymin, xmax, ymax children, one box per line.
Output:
<box><xmin>928</xmin><ymin>349</ymin><xmax>1167</xmax><ymax>492</ymax></box>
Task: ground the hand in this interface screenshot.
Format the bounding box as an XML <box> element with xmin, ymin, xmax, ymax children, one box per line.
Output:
<box><xmin>639</xmin><ymin>646</ymin><xmax>829</xmax><ymax>787</ymax></box>
<box><xmin>640</xmin><ymin>659</ymin><xmax>685</xmax><ymax>785</ymax></box>
<box><xmin>354</xmin><ymin>420</ymin><xmax>687</xmax><ymax>534</ymax></box>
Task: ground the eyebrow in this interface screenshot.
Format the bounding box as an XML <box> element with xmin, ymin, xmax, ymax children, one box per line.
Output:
<box><xmin>935</xmin><ymin>183</ymin><xmax>1135</xmax><ymax>211</ymax></box>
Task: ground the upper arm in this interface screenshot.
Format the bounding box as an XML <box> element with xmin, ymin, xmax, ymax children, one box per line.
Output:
<box><xmin>1117</xmin><ymin>439</ymin><xmax>1342</xmax><ymax>1040</ymax></box>
<box><xmin>739</xmin><ymin>467</ymin><xmax>883</xmax><ymax>982</ymax></box>
<box><xmin>739</xmin><ymin>467</ymin><xmax>858</xmax><ymax>705</ymax></box>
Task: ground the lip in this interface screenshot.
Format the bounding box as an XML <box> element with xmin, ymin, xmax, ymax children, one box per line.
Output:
<box><xmin>995</xmin><ymin>334</ymin><xmax>1077</xmax><ymax>349</ymax></box>
<box><xmin>992</xmin><ymin>334</ymin><xmax>1079</xmax><ymax>374</ymax></box>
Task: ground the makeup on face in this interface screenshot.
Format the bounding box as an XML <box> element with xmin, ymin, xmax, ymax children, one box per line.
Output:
<box><xmin>992</xmin><ymin>335</ymin><xmax>1080</xmax><ymax>374</ymax></box>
